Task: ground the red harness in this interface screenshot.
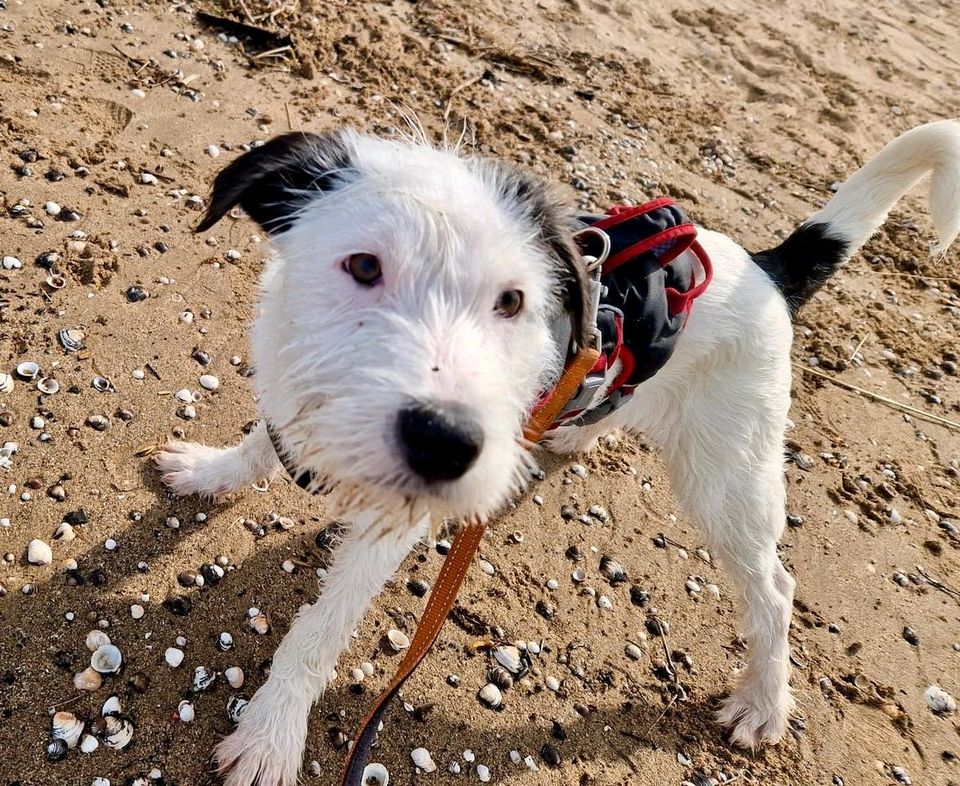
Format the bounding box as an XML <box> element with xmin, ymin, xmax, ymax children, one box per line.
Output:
<box><xmin>536</xmin><ymin>197</ymin><xmax>713</xmax><ymax>430</ymax></box>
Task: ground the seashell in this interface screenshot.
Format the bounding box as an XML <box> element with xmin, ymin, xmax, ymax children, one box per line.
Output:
<box><xmin>225</xmin><ymin>666</ymin><xmax>244</xmax><ymax>689</ymax></box>
<box><xmin>53</xmin><ymin>523</ymin><xmax>75</xmax><ymax>543</ymax></box>
<box><xmin>91</xmin><ymin>376</ymin><xmax>112</xmax><ymax>393</ymax></box>
<box><xmin>27</xmin><ymin>539</ymin><xmax>53</xmax><ymax>565</ymax></box>
<box><xmin>248</xmin><ymin>612</ymin><xmax>271</xmax><ymax>635</ymax></box>
<box><xmin>478</xmin><ymin>682</ymin><xmax>503</xmax><ymax>709</ymax></box>
<box><xmin>178</xmin><ymin>700</ymin><xmax>195</xmax><ymax>722</ymax></box>
<box><xmin>625</xmin><ymin>643</ymin><xmax>643</xmax><ymax>661</ymax></box>
<box><xmin>52</xmin><ymin>711</ymin><xmax>84</xmax><ymax>748</ymax></box>
<box><xmin>492</xmin><ymin>645</ymin><xmax>528</xmax><ymax>677</ymax></box>
<box><xmin>0</xmin><ymin>372</ymin><xmax>14</xmax><ymax>394</ymax></box>
<box><xmin>362</xmin><ymin>763</ymin><xmax>390</xmax><ymax>786</ymax></box>
<box><xmin>217</xmin><ymin>631</ymin><xmax>234</xmax><ymax>651</ymax></box>
<box><xmin>925</xmin><ymin>685</ymin><xmax>956</xmax><ymax>715</ymax></box>
<box><xmin>571</xmin><ymin>567</ymin><xmax>586</xmax><ymax>583</ymax></box>
<box><xmin>91</xmin><ymin>644</ymin><xmax>122</xmax><ymax>674</ymax></box>
<box><xmin>410</xmin><ymin>748</ymin><xmax>437</xmax><ymax>773</ymax></box>
<box><xmin>192</xmin><ymin>666</ymin><xmax>217</xmax><ymax>693</ymax></box>
<box><xmin>16</xmin><ymin>361</ymin><xmax>40</xmax><ymax>379</ymax></box>
<box><xmin>488</xmin><ymin>665</ymin><xmax>514</xmax><ymax>690</ymax></box>
<box><xmin>45</xmin><ymin>273</ymin><xmax>67</xmax><ymax>290</ymax></box>
<box><xmin>386</xmin><ymin>629</ymin><xmax>410</xmax><ymax>652</ymax></box>
<box><xmin>599</xmin><ymin>556</ymin><xmax>627</xmax><ymax>585</ymax></box>
<box><xmin>37</xmin><ymin>377</ymin><xmax>60</xmax><ymax>394</ymax></box>
<box><xmin>80</xmin><ymin>734</ymin><xmax>99</xmax><ymax>754</ymax></box>
<box><xmin>226</xmin><ymin>695</ymin><xmax>248</xmax><ymax>723</ymax></box>
<box><xmin>47</xmin><ymin>738</ymin><xmax>69</xmax><ymax>761</ymax></box>
<box><xmin>86</xmin><ymin>630</ymin><xmax>111</xmax><ymax>652</ymax></box>
<box><xmin>58</xmin><ymin>328</ymin><xmax>85</xmax><ymax>351</ymax></box>
<box><xmin>74</xmin><ymin>666</ymin><xmax>103</xmax><ymax>691</ymax></box>
<box><xmin>164</xmin><ymin>647</ymin><xmax>185</xmax><ymax>668</ymax></box>
<box><xmin>545</xmin><ymin>676</ymin><xmax>560</xmax><ymax>692</ymax></box>
<box><xmin>101</xmin><ymin>695</ymin><xmax>122</xmax><ymax>716</ymax></box>
<box><xmin>91</xmin><ymin>778</ymin><xmax>110</xmax><ymax>786</ymax></box>
<box><xmin>198</xmin><ymin>374</ymin><xmax>220</xmax><ymax>391</ymax></box>
<box><xmin>100</xmin><ymin>714</ymin><xmax>134</xmax><ymax>749</ymax></box>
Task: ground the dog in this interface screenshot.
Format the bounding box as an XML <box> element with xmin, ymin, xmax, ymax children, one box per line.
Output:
<box><xmin>156</xmin><ymin>120</ymin><xmax>960</xmax><ymax>786</ymax></box>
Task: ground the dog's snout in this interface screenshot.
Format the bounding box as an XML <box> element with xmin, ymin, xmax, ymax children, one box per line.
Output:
<box><xmin>397</xmin><ymin>400</ymin><xmax>484</xmax><ymax>482</ymax></box>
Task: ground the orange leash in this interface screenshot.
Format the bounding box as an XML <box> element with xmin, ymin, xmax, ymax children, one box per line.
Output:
<box><xmin>339</xmin><ymin>346</ymin><xmax>600</xmax><ymax>784</ymax></box>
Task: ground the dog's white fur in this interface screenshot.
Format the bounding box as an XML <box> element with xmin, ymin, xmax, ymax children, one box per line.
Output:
<box><xmin>156</xmin><ymin>120</ymin><xmax>960</xmax><ymax>785</ymax></box>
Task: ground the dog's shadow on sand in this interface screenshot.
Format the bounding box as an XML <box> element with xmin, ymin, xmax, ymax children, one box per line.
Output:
<box><xmin>0</xmin><ymin>450</ymin><xmax>760</xmax><ymax>786</ymax></box>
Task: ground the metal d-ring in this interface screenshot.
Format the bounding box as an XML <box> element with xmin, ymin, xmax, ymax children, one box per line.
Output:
<box><xmin>571</xmin><ymin>226</ymin><xmax>611</xmax><ymax>272</ymax></box>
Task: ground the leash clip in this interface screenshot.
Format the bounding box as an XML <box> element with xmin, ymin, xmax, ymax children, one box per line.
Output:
<box><xmin>571</xmin><ymin>226</ymin><xmax>610</xmax><ymax>353</ymax></box>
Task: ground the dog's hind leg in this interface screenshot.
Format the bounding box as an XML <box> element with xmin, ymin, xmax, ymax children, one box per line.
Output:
<box><xmin>155</xmin><ymin>420</ymin><xmax>280</xmax><ymax>498</ymax></box>
<box><xmin>216</xmin><ymin>514</ymin><xmax>423</xmax><ymax>786</ymax></box>
<box><xmin>656</xmin><ymin>372</ymin><xmax>795</xmax><ymax>748</ymax></box>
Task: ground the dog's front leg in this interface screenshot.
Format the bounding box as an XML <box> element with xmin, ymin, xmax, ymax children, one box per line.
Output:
<box><xmin>156</xmin><ymin>420</ymin><xmax>281</xmax><ymax>498</ymax></box>
<box><xmin>216</xmin><ymin>514</ymin><xmax>425</xmax><ymax>786</ymax></box>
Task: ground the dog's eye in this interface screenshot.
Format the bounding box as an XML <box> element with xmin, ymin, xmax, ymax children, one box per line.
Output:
<box><xmin>344</xmin><ymin>253</ymin><xmax>382</xmax><ymax>286</ymax></box>
<box><xmin>494</xmin><ymin>289</ymin><xmax>524</xmax><ymax>318</ymax></box>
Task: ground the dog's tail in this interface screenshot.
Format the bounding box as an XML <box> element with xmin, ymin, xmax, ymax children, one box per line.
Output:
<box><xmin>753</xmin><ymin>119</ymin><xmax>960</xmax><ymax>314</ymax></box>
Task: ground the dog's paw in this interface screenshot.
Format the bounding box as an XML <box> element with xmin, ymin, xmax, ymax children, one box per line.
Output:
<box><xmin>155</xmin><ymin>441</ymin><xmax>236</xmax><ymax>498</ymax></box>
<box><xmin>215</xmin><ymin>693</ymin><xmax>308</xmax><ymax>786</ymax></box>
<box><xmin>716</xmin><ymin>688</ymin><xmax>792</xmax><ymax>748</ymax></box>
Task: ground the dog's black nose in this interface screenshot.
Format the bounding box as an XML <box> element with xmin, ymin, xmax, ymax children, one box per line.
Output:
<box><xmin>397</xmin><ymin>400</ymin><xmax>484</xmax><ymax>482</ymax></box>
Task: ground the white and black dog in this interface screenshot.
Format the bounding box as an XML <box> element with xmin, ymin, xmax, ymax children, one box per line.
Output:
<box><xmin>157</xmin><ymin>120</ymin><xmax>960</xmax><ymax>785</ymax></box>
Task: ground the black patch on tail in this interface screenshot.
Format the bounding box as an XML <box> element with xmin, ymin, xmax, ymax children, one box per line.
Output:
<box><xmin>752</xmin><ymin>222</ymin><xmax>850</xmax><ymax>316</ymax></box>
<box><xmin>196</xmin><ymin>131</ymin><xmax>353</xmax><ymax>235</ymax></box>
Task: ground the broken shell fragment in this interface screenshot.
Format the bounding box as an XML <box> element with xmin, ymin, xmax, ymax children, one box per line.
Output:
<box><xmin>90</xmin><ymin>644</ymin><xmax>122</xmax><ymax>674</ymax></box>
<box><xmin>362</xmin><ymin>763</ymin><xmax>389</xmax><ymax>786</ymax></box>
<box><xmin>192</xmin><ymin>666</ymin><xmax>217</xmax><ymax>693</ymax></box>
<box><xmin>100</xmin><ymin>714</ymin><xmax>134</xmax><ymax>749</ymax></box>
<box><xmin>52</xmin><ymin>711</ymin><xmax>84</xmax><ymax>748</ymax></box>
<box><xmin>79</xmin><ymin>734</ymin><xmax>99</xmax><ymax>754</ymax></box>
<box><xmin>925</xmin><ymin>684</ymin><xmax>956</xmax><ymax>715</ymax></box>
<box><xmin>85</xmin><ymin>630</ymin><xmax>111</xmax><ymax>652</ymax></box>
<box><xmin>46</xmin><ymin>738</ymin><xmax>69</xmax><ymax>761</ymax></box>
<box><xmin>74</xmin><ymin>667</ymin><xmax>103</xmax><ymax>691</ymax></box>
<box><xmin>493</xmin><ymin>644</ymin><xmax>528</xmax><ymax>677</ymax></box>
<box><xmin>27</xmin><ymin>539</ymin><xmax>53</xmax><ymax>565</ymax></box>
<box><xmin>411</xmin><ymin>748</ymin><xmax>437</xmax><ymax>773</ymax></box>
<box><xmin>227</xmin><ymin>695</ymin><xmax>248</xmax><ymax>723</ymax></box>
<box><xmin>224</xmin><ymin>666</ymin><xmax>244</xmax><ymax>689</ymax></box>
<box><xmin>386</xmin><ymin>629</ymin><xmax>410</xmax><ymax>652</ymax></box>
<box><xmin>247</xmin><ymin>613</ymin><xmax>271</xmax><ymax>635</ymax></box>
<box><xmin>101</xmin><ymin>695</ymin><xmax>122</xmax><ymax>716</ymax></box>
<box><xmin>58</xmin><ymin>327</ymin><xmax>85</xmax><ymax>351</ymax></box>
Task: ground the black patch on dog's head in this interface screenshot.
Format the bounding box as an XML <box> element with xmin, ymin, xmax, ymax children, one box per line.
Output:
<box><xmin>485</xmin><ymin>162</ymin><xmax>590</xmax><ymax>349</ymax></box>
<box><xmin>196</xmin><ymin>131</ymin><xmax>354</xmax><ymax>235</ymax></box>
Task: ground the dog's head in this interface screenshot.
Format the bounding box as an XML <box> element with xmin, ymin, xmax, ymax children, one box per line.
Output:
<box><xmin>199</xmin><ymin>130</ymin><xmax>589</xmax><ymax>522</ymax></box>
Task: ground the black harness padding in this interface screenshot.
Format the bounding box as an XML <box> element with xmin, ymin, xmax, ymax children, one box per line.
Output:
<box><xmin>551</xmin><ymin>198</ymin><xmax>712</xmax><ymax>428</ymax></box>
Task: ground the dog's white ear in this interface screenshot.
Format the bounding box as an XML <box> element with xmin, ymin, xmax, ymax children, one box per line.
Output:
<box><xmin>196</xmin><ymin>130</ymin><xmax>354</xmax><ymax>234</ymax></box>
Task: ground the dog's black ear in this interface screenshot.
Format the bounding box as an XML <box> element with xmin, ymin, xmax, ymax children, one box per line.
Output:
<box><xmin>489</xmin><ymin>164</ymin><xmax>590</xmax><ymax>348</ymax></box>
<box><xmin>196</xmin><ymin>131</ymin><xmax>354</xmax><ymax>235</ymax></box>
